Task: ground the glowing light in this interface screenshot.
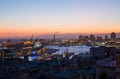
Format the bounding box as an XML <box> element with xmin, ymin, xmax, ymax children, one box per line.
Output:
<box><xmin>32</xmin><ymin>51</ymin><xmax>36</xmax><ymax>55</ymax></box>
<box><xmin>34</xmin><ymin>42</ymin><xmax>42</xmax><ymax>48</ymax></box>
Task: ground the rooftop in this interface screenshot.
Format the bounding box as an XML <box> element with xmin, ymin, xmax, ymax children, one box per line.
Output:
<box><xmin>96</xmin><ymin>56</ymin><xmax>116</xmax><ymax>67</ymax></box>
<box><xmin>78</xmin><ymin>66</ymin><xmax>96</xmax><ymax>74</ymax></box>
<box><xmin>53</xmin><ymin>71</ymin><xmax>78</xmax><ymax>78</ymax></box>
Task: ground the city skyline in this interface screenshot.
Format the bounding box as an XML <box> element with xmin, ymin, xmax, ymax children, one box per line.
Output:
<box><xmin>0</xmin><ymin>0</ymin><xmax>120</xmax><ymax>38</ymax></box>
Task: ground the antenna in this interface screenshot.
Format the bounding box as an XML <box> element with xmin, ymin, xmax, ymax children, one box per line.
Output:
<box><xmin>31</xmin><ymin>35</ymin><xmax>33</xmax><ymax>42</ymax></box>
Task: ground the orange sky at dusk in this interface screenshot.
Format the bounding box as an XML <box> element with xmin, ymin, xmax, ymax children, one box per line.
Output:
<box><xmin>0</xmin><ymin>0</ymin><xmax>120</xmax><ymax>38</ymax></box>
<box><xmin>0</xmin><ymin>23</ymin><xmax>120</xmax><ymax>38</ymax></box>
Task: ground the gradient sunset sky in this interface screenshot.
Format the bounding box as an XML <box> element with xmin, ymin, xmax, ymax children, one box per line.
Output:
<box><xmin>0</xmin><ymin>0</ymin><xmax>120</xmax><ymax>38</ymax></box>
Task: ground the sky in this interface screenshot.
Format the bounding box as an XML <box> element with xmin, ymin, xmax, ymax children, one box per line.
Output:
<box><xmin>0</xmin><ymin>0</ymin><xmax>120</xmax><ymax>38</ymax></box>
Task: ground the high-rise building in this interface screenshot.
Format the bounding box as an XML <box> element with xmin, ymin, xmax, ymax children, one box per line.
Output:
<box><xmin>105</xmin><ymin>35</ymin><xmax>108</xmax><ymax>40</ymax></box>
<box><xmin>96</xmin><ymin>36</ymin><xmax>102</xmax><ymax>42</ymax></box>
<box><xmin>84</xmin><ymin>36</ymin><xmax>89</xmax><ymax>39</ymax></box>
<box><xmin>89</xmin><ymin>34</ymin><xmax>95</xmax><ymax>41</ymax></box>
<box><xmin>111</xmin><ymin>32</ymin><xmax>116</xmax><ymax>40</ymax></box>
<box><xmin>78</xmin><ymin>35</ymin><xmax>84</xmax><ymax>41</ymax></box>
<box><xmin>78</xmin><ymin>35</ymin><xmax>89</xmax><ymax>42</ymax></box>
<box><xmin>84</xmin><ymin>36</ymin><xmax>89</xmax><ymax>41</ymax></box>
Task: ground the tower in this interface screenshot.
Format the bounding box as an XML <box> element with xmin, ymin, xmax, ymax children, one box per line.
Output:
<box><xmin>53</xmin><ymin>34</ymin><xmax>56</xmax><ymax>42</ymax></box>
<box><xmin>31</xmin><ymin>35</ymin><xmax>33</xmax><ymax>43</ymax></box>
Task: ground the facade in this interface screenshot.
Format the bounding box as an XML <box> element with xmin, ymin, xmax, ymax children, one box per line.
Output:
<box><xmin>111</xmin><ymin>32</ymin><xmax>116</xmax><ymax>40</ymax></box>
<box><xmin>96</xmin><ymin>36</ymin><xmax>102</xmax><ymax>42</ymax></box>
<box><xmin>53</xmin><ymin>71</ymin><xmax>79</xmax><ymax>79</ymax></box>
<box><xmin>79</xmin><ymin>35</ymin><xmax>85</xmax><ymax>41</ymax></box>
<box><xmin>105</xmin><ymin>35</ymin><xmax>108</xmax><ymax>41</ymax></box>
<box><xmin>78</xmin><ymin>66</ymin><xmax>96</xmax><ymax>79</ymax></box>
<box><xmin>90</xmin><ymin>46</ymin><xmax>116</xmax><ymax>59</ymax></box>
<box><xmin>89</xmin><ymin>34</ymin><xmax>96</xmax><ymax>41</ymax></box>
<box><xmin>0</xmin><ymin>58</ymin><xmax>40</xmax><ymax>79</ymax></box>
<box><xmin>0</xmin><ymin>49</ymin><xmax>15</xmax><ymax>60</ymax></box>
<box><xmin>115</xmin><ymin>52</ymin><xmax>120</xmax><ymax>79</ymax></box>
<box><xmin>96</xmin><ymin>57</ymin><xmax>116</xmax><ymax>79</ymax></box>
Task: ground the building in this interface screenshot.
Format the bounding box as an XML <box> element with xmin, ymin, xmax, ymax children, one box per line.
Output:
<box><xmin>111</xmin><ymin>32</ymin><xmax>116</xmax><ymax>40</ymax></box>
<box><xmin>115</xmin><ymin>51</ymin><xmax>120</xmax><ymax>79</ymax></box>
<box><xmin>89</xmin><ymin>34</ymin><xmax>96</xmax><ymax>41</ymax></box>
<box><xmin>0</xmin><ymin>58</ymin><xmax>40</xmax><ymax>79</ymax></box>
<box><xmin>105</xmin><ymin>35</ymin><xmax>108</xmax><ymax>41</ymax></box>
<box><xmin>96</xmin><ymin>36</ymin><xmax>102</xmax><ymax>42</ymax></box>
<box><xmin>78</xmin><ymin>66</ymin><xmax>96</xmax><ymax>79</ymax></box>
<box><xmin>79</xmin><ymin>35</ymin><xmax>85</xmax><ymax>41</ymax></box>
<box><xmin>96</xmin><ymin>56</ymin><xmax>116</xmax><ymax>79</ymax></box>
<box><xmin>0</xmin><ymin>49</ymin><xmax>15</xmax><ymax>60</ymax></box>
<box><xmin>53</xmin><ymin>71</ymin><xmax>79</xmax><ymax>79</ymax></box>
<box><xmin>90</xmin><ymin>46</ymin><xmax>106</xmax><ymax>59</ymax></box>
<box><xmin>90</xmin><ymin>46</ymin><xmax>116</xmax><ymax>59</ymax></box>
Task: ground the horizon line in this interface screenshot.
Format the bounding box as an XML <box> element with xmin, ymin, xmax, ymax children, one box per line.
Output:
<box><xmin>0</xmin><ymin>32</ymin><xmax>119</xmax><ymax>39</ymax></box>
